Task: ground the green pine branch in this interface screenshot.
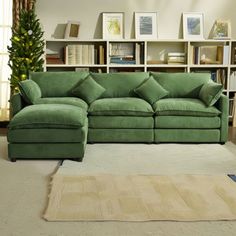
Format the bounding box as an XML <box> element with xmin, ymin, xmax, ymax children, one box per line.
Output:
<box><xmin>8</xmin><ymin>8</ymin><xmax>45</xmax><ymax>94</ymax></box>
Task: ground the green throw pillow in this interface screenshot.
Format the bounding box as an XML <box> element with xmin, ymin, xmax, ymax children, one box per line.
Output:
<box><xmin>72</xmin><ymin>75</ymin><xmax>106</xmax><ymax>104</ymax></box>
<box><xmin>199</xmin><ymin>82</ymin><xmax>223</xmax><ymax>106</ymax></box>
<box><xmin>19</xmin><ymin>79</ymin><xmax>42</xmax><ymax>104</ymax></box>
<box><xmin>134</xmin><ymin>76</ymin><xmax>169</xmax><ymax>104</ymax></box>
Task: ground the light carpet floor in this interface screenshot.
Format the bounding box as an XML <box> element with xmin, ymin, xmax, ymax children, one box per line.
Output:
<box><xmin>44</xmin><ymin>174</ymin><xmax>236</xmax><ymax>222</ymax></box>
<box><xmin>1</xmin><ymin>136</ymin><xmax>236</xmax><ymax>235</ymax></box>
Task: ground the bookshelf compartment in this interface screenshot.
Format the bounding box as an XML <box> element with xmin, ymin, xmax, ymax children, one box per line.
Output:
<box><xmin>108</xmin><ymin>41</ymin><xmax>145</xmax><ymax>66</ymax></box>
<box><xmin>146</xmin><ymin>41</ymin><xmax>187</xmax><ymax>65</ymax></box>
<box><xmin>45</xmin><ymin>40</ymin><xmax>107</xmax><ymax>70</ymax></box>
<box><xmin>189</xmin><ymin>41</ymin><xmax>230</xmax><ymax>66</ymax></box>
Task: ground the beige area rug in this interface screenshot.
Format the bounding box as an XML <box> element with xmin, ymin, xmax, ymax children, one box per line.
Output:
<box><xmin>44</xmin><ymin>174</ymin><xmax>236</xmax><ymax>222</ymax></box>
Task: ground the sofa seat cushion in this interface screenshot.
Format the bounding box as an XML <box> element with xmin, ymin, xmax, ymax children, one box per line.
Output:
<box><xmin>8</xmin><ymin>104</ymin><xmax>87</xmax><ymax>129</ymax></box>
<box><xmin>153</xmin><ymin>98</ymin><xmax>221</xmax><ymax>117</ymax></box>
<box><xmin>89</xmin><ymin>116</ymin><xmax>154</xmax><ymax>129</ymax></box>
<box><xmin>34</xmin><ymin>97</ymin><xmax>88</xmax><ymax>110</ymax></box>
<box><xmin>89</xmin><ymin>98</ymin><xmax>154</xmax><ymax>116</ymax></box>
<box><xmin>155</xmin><ymin>116</ymin><xmax>221</xmax><ymax>128</ymax></box>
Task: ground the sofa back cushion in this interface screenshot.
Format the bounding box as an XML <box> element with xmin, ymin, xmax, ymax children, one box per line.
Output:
<box><xmin>151</xmin><ymin>72</ymin><xmax>211</xmax><ymax>98</ymax></box>
<box><xmin>29</xmin><ymin>71</ymin><xmax>88</xmax><ymax>97</ymax></box>
<box><xmin>91</xmin><ymin>72</ymin><xmax>149</xmax><ymax>98</ymax></box>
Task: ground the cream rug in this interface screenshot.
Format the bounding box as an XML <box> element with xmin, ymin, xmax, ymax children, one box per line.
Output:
<box><xmin>44</xmin><ymin>173</ymin><xmax>236</xmax><ymax>222</ymax></box>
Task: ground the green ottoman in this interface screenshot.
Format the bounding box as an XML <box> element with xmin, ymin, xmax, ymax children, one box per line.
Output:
<box><xmin>7</xmin><ymin>104</ymin><xmax>88</xmax><ymax>162</ymax></box>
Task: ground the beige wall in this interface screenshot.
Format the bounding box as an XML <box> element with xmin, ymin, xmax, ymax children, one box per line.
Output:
<box><xmin>35</xmin><ymin>0</ymin><xmax>236</xmax><ymax>39</ymax></box>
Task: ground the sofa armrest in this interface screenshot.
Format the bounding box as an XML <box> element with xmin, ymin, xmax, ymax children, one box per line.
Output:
<box><xmin>215</xmin><ymin>94</ymin><xmax>229</xmax><ymax>143</ymax></box>
<box><xmin>10</xmin><ymin>93</ymin><xmax>26</xmax><ymax>117</ymax></box>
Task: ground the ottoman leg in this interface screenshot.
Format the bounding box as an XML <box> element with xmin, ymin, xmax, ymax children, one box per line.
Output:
<box><xmin>11</xmin><ymin>158</ymin><xmax>16</xmax><ymax>162</ymax></box>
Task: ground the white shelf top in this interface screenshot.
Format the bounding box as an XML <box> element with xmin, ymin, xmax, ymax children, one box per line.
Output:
<box><xmin>108</xmin><ymin>64</ymin><xmax>145</xmax><ymax>67</ymax></box>
<box><xmin>46</xmin><ymin>64</ymin><xmax>107</xmax><ymax>67</ymax></box>
<box><xmin>46</xmin><ymin>38</ymin><xmax>106</xmax><ymax>42</ymax></box>
<box><xmin>189</xmin><ymin>64</ymin><xmax>228</xmax><ymax>68</ymax></box>
<box><xmin>45</xmin><ymin>38</ymin><xmax>235</xmax><ymax>43</ymax></box>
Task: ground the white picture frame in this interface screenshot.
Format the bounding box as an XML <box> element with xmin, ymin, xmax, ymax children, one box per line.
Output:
<box><xmin>212</xmin><ymin>20</ymin><xmax>231</xmax><ymax>39</ymax></box>
<box><xmin>183</xmin><ymin>12</ymin><xmax>204</xmax><ymax>40</ymax></box>
<box><xmin>64</xmin><ymin>21</ymin><xmax>80</xmax><ymax>39</ymax></box>
<box><xmin>135</xmin><ymin>12</ymin><xmax>158</xmax><ymax>39</ymax></box>
<box><xmin>102</xmin><ymin>12</ymin><xmax>124</xmax><ymax>40</ymax></box>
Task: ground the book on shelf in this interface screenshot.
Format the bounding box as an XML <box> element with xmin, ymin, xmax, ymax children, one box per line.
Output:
<box><xmin>229</xmin><ymin>71</ymin><xmax>236</xmax><ymax>90</ymax></box>
<box><xmin>231</xmin><ymin>46</ymin><xmax>236</xmax><ymax>64</ymax></box>
<box><xmin>75</xmin><ymin>67</ymin><xmax>103</xmax><ymax>73</ymax></box>
<box><xmin>99</xmin><ymin>45</ymin><xmax>105</xmax><ymax>65</ymax></box>
<box><xmin>46</xmin><ymin>49</ymin><xmax>64</xmax><ymax>64</ymax></box>
<box><xmin>233</xmin><ymin>93</ymin><xmax>236</xmax><ymax>127</ymax></box>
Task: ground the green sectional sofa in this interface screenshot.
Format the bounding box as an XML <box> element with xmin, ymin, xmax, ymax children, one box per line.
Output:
<box><xmin>7</xmin><ymin>71</ymin><xmax>228</xmax><ymax>162</ymax></box>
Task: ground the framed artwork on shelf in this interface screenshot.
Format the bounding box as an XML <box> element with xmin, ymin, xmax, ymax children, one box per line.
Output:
<box><xmin>135</xmin><ymin>12</ymin><xmax>158</xmax><ymax>39</ymax></box>
<box><xmin>64</xmin><ymin>21</ymin><xmax>80</xmax><ymax>39</ymax></box>
<box><xmin>182</xmin><ymin>12</ymin><xmax>204</xmax><ymax>40</ymax></box>
<box><xmin>211</xmin><ymin>20</ymin><xmax>231</xmax><ymax>39</ymax></box>
<box><xmin>102</xmin><ymin>12</ymin><xmax>124</xmax><ymax>39</ymax></box>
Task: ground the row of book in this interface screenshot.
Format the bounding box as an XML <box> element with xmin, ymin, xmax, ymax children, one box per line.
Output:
<box><xmin>46</xmin><ymin>49</ymin><xmax>64</xmax><ymax>64</ymax></box>
<box><xmin>189</xmin><ymin>45</ymin><xmax>229</xmax><ymax>65</ymax></box>
<box><xmin>232</xmin><ymin>46</ymin><xmax>236</xmax><ymax>65</ymax></box>
<box><xmin>229</xmin><ymin>71</ymin><xmax>236</xmax><ymax>90</ymax></box>
<box><xmin>64</xmin><ymin>44</ymin><xmax>105</xmax><ymax>65</ymax></box>
<box><xmin>229</xmin><ymin>94</ymin><xmax>236</xmax><ymax>120</ymax></box>
<box><xmin>109</xmin><ymin>42</ymin><xmax>144</xmax><ymax>65</ymax></box>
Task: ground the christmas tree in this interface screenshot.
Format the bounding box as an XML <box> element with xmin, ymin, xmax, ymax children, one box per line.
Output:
<box><xmin>8</xmin><ymin>8</ymin><xmax>45</xmax><ymax>94</ymax></box>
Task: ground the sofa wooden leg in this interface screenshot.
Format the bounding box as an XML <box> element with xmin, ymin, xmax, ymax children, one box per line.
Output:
<box><xmin>220</xmin><ymin>142</ymin><xmax>225</xmax><ymax>145</ymax></box>
<box><xmin>11</xmin><ymin>158</ymin><xmax>16</xmax><ymax>162</ymax></box>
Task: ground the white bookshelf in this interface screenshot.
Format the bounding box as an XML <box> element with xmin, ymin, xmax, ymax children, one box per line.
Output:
<box><xmin>44</xmin><ymin>38</ymin><xmax>236</xmax><ymax>116</ymax></box>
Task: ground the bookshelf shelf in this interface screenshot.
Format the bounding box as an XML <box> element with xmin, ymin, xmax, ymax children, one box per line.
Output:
<box><xmin>147</xmin><ymin>64</ymin><xmax>188</xmax><ymax>68</ymax></box>
<box><xmin>46</xmin><ymin>64</ymin><xmax>107</xmax><ymax>67</ymax></box>
<box><xmin>109</xmin><ymin>64</ymin><xmax>145</xmax><ymax>67</ymax></box>
<box><xmin>189</xmin><ymin>65</ymin><xmax>228</xmax><ymax>68</ymax></box>
<box><xmin>44</xmin><ymin>38</ymin><xmax>236</xmax><ymax>118</ymax></box>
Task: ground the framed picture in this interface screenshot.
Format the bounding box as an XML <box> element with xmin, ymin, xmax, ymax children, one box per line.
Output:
<box><xmin>64</xmin><ymin>21</ymin><xmax>80</xmax><ymax>39</ymax></box>
<box><xmin>102</xmin><ymin>12</ymin><xmax>124</xmax><ymax>39</ymax></box>
<box><xmin>135</xmin><ymin>12</ymin><xmax>158</xmax><ymax>39</ymax></box>
<box><xmin>212</xmin><ymin>20</ymin><xmax>231</xmax><ymax>39</ymax></box>
<box><xmin>183</xmin><ymin>13</ymin><xmax>204</xmax><ymax>39</ymax></box>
